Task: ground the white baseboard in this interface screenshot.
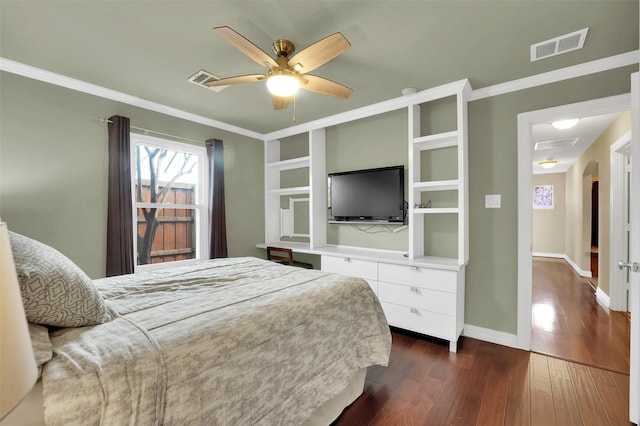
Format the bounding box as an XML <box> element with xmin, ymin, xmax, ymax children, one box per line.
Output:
<box><xmin>595</xmin><ymin>287</ymin><xmax>610</xmax><ymax>310</ymax></box>
<box><xmin>533</xmin><ymin>252</ymin><xmax>592</xmax><ymax>277</ymax></box>
<box><xmin>564</xmin><ymin>255</ymin><xmax>592</xmax><ymax>278</ymax></box>
<box><xmin>463</xmin><ymin>324</ymin><xmax>519</xmax><ymax>349</ymax></box>
<box><xmin>532</xmin><ymin>252</ymin><xmax>565</xmax><ymax>259</ymax></box>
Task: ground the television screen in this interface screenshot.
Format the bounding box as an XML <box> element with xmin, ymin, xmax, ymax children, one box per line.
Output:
<box><xmin>329</xmin><ymin>165</ymin><xmax>405</xmax><ymax>223</ymax></box>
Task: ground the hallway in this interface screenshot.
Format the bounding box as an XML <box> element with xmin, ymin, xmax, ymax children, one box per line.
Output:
<box><xmin>531</xmin><ymin>257</ymin><xmax>631</xmax><ymax>373</ymax></box>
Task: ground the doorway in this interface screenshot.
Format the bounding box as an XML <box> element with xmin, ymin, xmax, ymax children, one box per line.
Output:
<box><xmin>529</xmin><ymin>134</ymin><xmax>629</xmax><ymax>372</ymax></box>
<box><xmin>516</xmin><ymin>93</ymin><xmax>631</xmax><ymax>355</ymax></box>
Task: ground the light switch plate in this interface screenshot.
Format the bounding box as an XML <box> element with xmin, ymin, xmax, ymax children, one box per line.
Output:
<box><xmin>485</xmin><ymin>194</ymin><xmax>501</xmax><ymax>208</ymax></box>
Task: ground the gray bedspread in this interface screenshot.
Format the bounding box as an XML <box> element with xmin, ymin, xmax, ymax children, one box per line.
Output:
<box><xmin>42</xmin><ymin>257</ymin><xmax>391</xmax><ymax>425</ymax></box>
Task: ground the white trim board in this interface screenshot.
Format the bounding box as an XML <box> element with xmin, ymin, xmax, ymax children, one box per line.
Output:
<box><xmin>463</xmin><ymin>324</ymin><xmax>518</xmax><ymax>349</ymax></box>
<box><xmin>532</xmin><ymin>252</ymin><xmax>565</xmax><ymax>259</ymax></box>
<box><xmin>0</xmin><ymin>57</ymin><xmax>263</xmax><ymax>141</ymax></box>
<box><xmin>564</xmin><ymin>255</ymin><xmax>592</xmax><ymax>278</ymax></box>
<box><xmin>267</xmin><ymin>50</ymin><xmax>639</xmax><ymax>140</ymax></box>
<box><xmin>470</xmin><ymin>50</ymin><xmax>639</xmax><ymax>101</ymax></box>
<box><xmin>610</xmin><ymin>130</ymin><xmax>633</xmax><ymax>311</ymax></box>
<box><xmin>1</xmin><ymin>50</ymin><xmax>637</xmax><ymax>141</ymax></box>
<box><xmin>533</xmin><ymin>252</ymin><xmax>592</xmax><ymax>277</ymax></box>
<box><xmin>595</xmin><ymin>287</ymin><xmax>611</xmax><ymax>310</ymax></box>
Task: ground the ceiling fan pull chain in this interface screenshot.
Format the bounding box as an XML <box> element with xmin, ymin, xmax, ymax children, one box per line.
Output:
<box><xmin>292</xmin><ymin>96</ymin><xmax>296</xmax><ymax>123</ymax></box>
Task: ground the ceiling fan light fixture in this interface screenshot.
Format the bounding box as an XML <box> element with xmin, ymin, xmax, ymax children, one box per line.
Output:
<box><xmin>552</xmin><ymin>118</ymin><xmax>579</xmax><ymax>130</ymax></box>
<box><xmin>539</xmin><ymin>159</ymin><xmax>559</xmax><ymax>169</ymax></box>
<box><xmin>267</xmin><ymin>71</ymin><xmax>300</xmax><ymax>97</ymax></box>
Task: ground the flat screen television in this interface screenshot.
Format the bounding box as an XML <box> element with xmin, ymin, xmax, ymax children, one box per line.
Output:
<box><xmin>329</xmin><ymin>165</ymin><xmax>405</xmax><ymax>224</ymax></box>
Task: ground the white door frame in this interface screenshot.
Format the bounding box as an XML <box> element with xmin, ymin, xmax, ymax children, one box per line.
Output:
<box><xmin>516</xmin><ymin>93</ymin><xmax>631</xmax><ymax>351</ymax></box>
<box><xmin>628</xmin><ymin>71</ymin><xmax>639</xmax><ymax>425</ymax></box>
<box><xmin>610</xmin><ymin>130</ymin><xmax>632</xmax><ymax>311</ymax></box>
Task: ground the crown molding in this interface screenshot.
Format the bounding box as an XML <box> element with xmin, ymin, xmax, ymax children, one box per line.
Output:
<box><xmin>2</xmin><ymin>50</ymin><xmax>637</xmax><ymax>140</ymax></box>
<box><xmin>0</xmin><ymin>57</ymin><xmax>263</xmax><ymax>141</ymax></box>
<box><xmin>470</xmin><ymin>50</ymin><xmax>639</xmax><ymax>101</ymax></box>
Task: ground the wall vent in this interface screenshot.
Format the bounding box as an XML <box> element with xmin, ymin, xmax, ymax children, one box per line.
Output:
<box><xmin>187</xmin><ymin>69</ymin><xmax>229</xmax><ymax>93</ymax></box>
<box><xmin>530</xmin><ymin>28</ymin><xmax>588</xmax><ymax>62</ymax></box>
<box><xmin>534</xmin><ymin>138</ymin><xmax>579</xmax><ymax>151</ymax></box>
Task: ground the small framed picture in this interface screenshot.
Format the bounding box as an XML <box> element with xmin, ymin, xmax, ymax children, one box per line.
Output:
<box><xmin>533</xmin><ymin>185</ymin><xmax>554</xmax><ymax>209</ymax></box>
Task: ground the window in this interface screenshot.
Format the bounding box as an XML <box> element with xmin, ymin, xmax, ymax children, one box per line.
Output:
<box><xmin>131</xmin><ymin>133</ymin><xmax>208</xmax><ymax>269</ymax></box>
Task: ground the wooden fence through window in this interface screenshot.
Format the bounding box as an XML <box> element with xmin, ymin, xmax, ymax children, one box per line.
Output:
<box><xmin>137</xmin><ymin>182</ymin><xmax>196</xmax><ymax>264</ymax></box>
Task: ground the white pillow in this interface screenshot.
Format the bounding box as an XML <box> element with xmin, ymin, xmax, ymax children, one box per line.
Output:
<box><xmin>9</xmin><ymin>231</ymin><xmax>113</xmax><ymax>327</ymax></box>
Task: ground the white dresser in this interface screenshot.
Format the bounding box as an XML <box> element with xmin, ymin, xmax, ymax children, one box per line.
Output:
<box><xmin>321</xmin><ymin>250</ymin><xmax>464</xmax><ymax>352</ymax></box>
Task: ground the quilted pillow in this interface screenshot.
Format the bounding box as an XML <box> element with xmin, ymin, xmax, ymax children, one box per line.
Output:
<box><xmin>9</xmin><ymin>231</ymin><xmax>113</xmax><ymax>327</ymax></box>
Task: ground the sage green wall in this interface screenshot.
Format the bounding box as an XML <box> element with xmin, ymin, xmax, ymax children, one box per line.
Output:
<box><xmin>466</xmin><ymin>65</ymin><xmax>637</xmax><ymax>334</ymax></box>
<box><xmin>0</xmin><ymin>72</ymin><xmax>264</xmax><ymax>278</ymax></box>
<box><xmin>532</xmin><ymin>173</ymin><xmax>566</xmax><ymax>255</ymax></box>
<box><xmin>2</xmin><ymin>63</ymin><xmax>637</xmax><ymax>335</ymax></box>
<box><xmin>325</xmin><ymin>109</ymin><xmax>409</xmax><ymax>251</ymax></box>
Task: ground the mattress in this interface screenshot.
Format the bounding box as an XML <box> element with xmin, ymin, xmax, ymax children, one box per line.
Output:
<box><xmin>1</xmin><ymin>368</ymin><xmax>367</xmax><ymax>426</ymax></box>
<box><xmin>34</xmin><ymin>257</ymin><xmax>390</xmax><ymax>425</ymax></box>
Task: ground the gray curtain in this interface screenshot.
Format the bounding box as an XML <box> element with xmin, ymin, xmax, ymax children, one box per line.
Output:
<box><xmin>206</xmin><ymin>139</ymin><xmax>228</xmax><ymax>258</ymax></box>
<box><xmin>106</xmin><ymin>115</ymin><xmax>134</xmax><ymax>276</ymax></box>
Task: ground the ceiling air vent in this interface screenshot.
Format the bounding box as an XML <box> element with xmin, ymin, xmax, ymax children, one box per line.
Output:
<box><xmin>188</xmin><ymin>69</ymin><xmax>229</xmax><ymax>93</ymax></box>
<box><xmin>530</xmin><ymin>28</ymin><xmax>588</xmax><ymax>62</ymax></box>
<box><xmin>534</xmin><ymin>138</ymin><xmax>579</xmax><ymax>151</ymax></box>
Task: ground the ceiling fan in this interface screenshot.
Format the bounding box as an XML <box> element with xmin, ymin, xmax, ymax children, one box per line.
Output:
<box><xmin>206</xmin><ymin>26</ymin><xmax>353</xmax><ymax>110</ymax></box>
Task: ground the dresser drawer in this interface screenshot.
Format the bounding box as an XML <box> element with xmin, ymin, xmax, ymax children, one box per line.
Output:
<box><xmin>377</xmin><ymin>281</ymin><xmax>455</xmax><ymax>316</ymax></box>
<box><xmin>378</xmin><ymin>263</ymin><xmax>457</xmax><ymax>293</ymax></box>
<box><xmin>321</xmin><ymin>255</ymin><xmax>377</xmax><ymax>281</ymax></box>
<box><xmin>380</xmin><ymin>301</ymin><xmax>456</xmax><ymax>340</ymax></box>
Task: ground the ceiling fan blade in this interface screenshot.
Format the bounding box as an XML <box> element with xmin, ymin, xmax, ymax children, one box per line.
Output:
<box><xmin>272</xmin><ymin>95</ymin><xmax>293</xmax><ymax>110</ymax></box>
<box><xmin>301</xmin><ymin>75</ymin><xmax>352</xmax><ymax>99</ymax></box>
<box><xmin>288</xmin><ymin>33</ymin><xmax>351</xmax><ymax>74</ymax></box>
<box><xmin>213</xmin><ymin>26</ymin><xmax>277</xmax><ymax>68</ymax></box>
<box><xmin>205</xmin><ymin>74</ymin><xmax>266</xmax><ymax>87</ymax></box>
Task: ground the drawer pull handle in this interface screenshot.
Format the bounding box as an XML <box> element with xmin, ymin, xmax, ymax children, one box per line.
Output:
<box><xmin>410</xmin><ymin>286</ymin><xmax>419</xmax><ymax>293</ymax></box>
<box><xmin>343</xmin><ymin>257</ymin><xmax>351</xmax><ymax>262</ymax></box>
<box><xmin>410</xmin><ymin>307</ymin><xmax>419</xmax><ymax>315</ymax></box>
<box><xmin>413</xmin><ymin>266</ymin><xmax>419</xmax><ymax>271</ymax></box>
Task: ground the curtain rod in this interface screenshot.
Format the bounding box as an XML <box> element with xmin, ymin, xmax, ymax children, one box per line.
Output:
<box><xmin>99</xmin><ymin>118</ymin><xmax>205</xmax><ymax>145</ymax></box>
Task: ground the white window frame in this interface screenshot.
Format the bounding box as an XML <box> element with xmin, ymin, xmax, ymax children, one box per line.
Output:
<box><xmin>130</xmin><ymin>133</ymin><xmax>209</xmax><ymax>271</ymax></box>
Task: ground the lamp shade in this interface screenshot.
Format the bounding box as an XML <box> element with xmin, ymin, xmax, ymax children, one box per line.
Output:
<box><xmin>0</xmin><ymin>223</ymin><xmax>37</xmax><ymax>420</ymax></box>
<box><xmin>552</xmin><ymin>118</ymin><xmax>579</xmax><ymax>130</ymax></box>
<box><xmin>539</xmin><ymin>159</ymin><xmax>558</xmax><ymax>169</ymax></box>
<box><xmin>266</xmin><ymin>72</ymin><xmax>300</xmax><ymax>97</ymax></box>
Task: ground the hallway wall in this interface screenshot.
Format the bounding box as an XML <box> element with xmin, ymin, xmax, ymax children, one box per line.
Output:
<box><xmin>565</xmin><ymin>112</ymin><xmax>631</xmax><ymax>296</ymax></box>
<box><xmin>532</xmin><ymin>172</ymin><xmax>566</xmax><ymax>254</ymax></box>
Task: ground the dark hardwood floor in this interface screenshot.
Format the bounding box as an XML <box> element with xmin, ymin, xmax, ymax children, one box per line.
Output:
<box><xmin>334</xmin><ymin>331</ymin><xmax>631</xmax><ymax>425</ymax></box>
<box><xmin>531</xmin><ymin>257</ymin><xmax>631</xmax><ymax>373</ymax></box>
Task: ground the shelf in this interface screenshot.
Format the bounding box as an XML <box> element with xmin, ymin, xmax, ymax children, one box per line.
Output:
<box><xmin>413</xmin><ymin>207</ymin><xmax>459</xmax><ymax>214</ymax></box>
<box><xmin>329</xmin><ymin>220</ymin><xmax>406</xmax><ymax>226</ymax></box>
<box><xmin>267</xmin><ymin>156</ymin><xmax>310</xmax><ymax>171</ymax></box>
<box><xmin>414</xmin><ymin>180</ymin><xmax>459</xmax><ymax>192</ymax></box>
<box><xmin>267</xmin><ymin>186</ymin><xmax>310</xmax><ymax>196</ymax></box>
<box><xmin>413</xmin><ymin>130</ymin><xmax>458</xmax><ymax>151</ymax></box>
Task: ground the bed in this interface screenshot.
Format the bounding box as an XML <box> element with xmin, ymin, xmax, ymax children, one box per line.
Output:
<box><xmin>5</xmin><ymin>232</ymin><xmax>391</xmax><ymax>425</ymax></box>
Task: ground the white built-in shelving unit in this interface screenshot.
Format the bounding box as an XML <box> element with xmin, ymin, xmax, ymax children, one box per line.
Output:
<box><xmin>408</xmin><ymin>80</ymin><xmax>471</xmax><ymax>265</ymax></box>
<box><xmin>265</xmin><ymin>129</ymin><xmax>326</xmax><ymax>248</ymax></box>
<box><xmin>261</xmin><ymin>79</ymin><xmax>471</xmax><ymax>351</ymax></box>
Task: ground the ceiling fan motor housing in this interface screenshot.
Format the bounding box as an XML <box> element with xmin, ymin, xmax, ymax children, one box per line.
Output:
<box><xmin>272</xmin><ymin>39</ymin><xmax>295</xmax><ymax>57</ymax></box>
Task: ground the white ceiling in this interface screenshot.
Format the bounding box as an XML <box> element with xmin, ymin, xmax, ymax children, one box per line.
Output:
<box><xmin>0</xmin><ymin>1</ymin><xmax>637</xmax><ymax>138</ymax></box>
<box><xmin>532</xmin><ymin>112</ymin><xmax>622</xmax><ymax>175</ymax></box>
